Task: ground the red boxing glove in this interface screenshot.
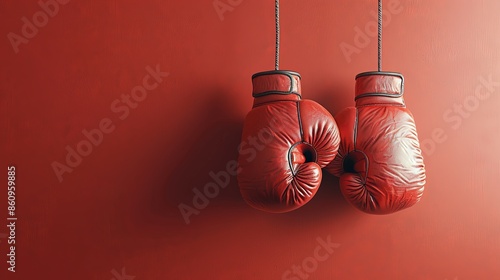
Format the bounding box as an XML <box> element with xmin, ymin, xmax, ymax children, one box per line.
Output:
<box><xmin>238</xmin><ymin>70</ymin><xmax>340</xmax><ymax>213</ymax></box>
<box><xmin>327</xmin><ymin>72</ymin><xmax>426</xmax><ymax>214</ymax></box>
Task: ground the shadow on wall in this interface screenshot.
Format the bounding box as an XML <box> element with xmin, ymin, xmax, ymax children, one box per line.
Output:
<box><xmin>146</xmin><ymin>86</ymin><xmax>357</xmax><ymax>231</ymax></box>
<box><xmin>153</xmin><ymin>87</ymin><xmax>245</xmax><ymax>220</ymax></box>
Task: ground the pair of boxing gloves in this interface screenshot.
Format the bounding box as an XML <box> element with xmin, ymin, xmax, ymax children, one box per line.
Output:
<box><xmin>237</xmin><ymin>70</ymin><xmax>426</xmax><ymax>214</ymax></box>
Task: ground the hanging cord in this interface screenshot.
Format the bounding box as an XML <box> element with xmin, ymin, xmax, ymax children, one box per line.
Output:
<box><xmin>275</xmin><ymin>0</ymin><xmax>280</xmax><ymax>70</ymax></box>
<box><xmin>377</xmin><ymin>0</ymin><xmax>382</xmax><ymax>71</ymax></box>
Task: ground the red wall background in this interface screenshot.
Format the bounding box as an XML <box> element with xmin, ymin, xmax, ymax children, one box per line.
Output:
<box><xmin>1</xmin><ymin>0</ymin><xmax>500</xmax><ymax>279</ymax></box>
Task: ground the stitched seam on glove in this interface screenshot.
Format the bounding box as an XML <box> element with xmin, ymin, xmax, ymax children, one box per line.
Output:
<box><xmin>296</xmin><ymin>101</ymin><xmax>304</xmax><ymax>142</ymax></box>
<box><xmin>253</xmin><ymin>100</ymin><xmax>298</xmax><ymax>108</ymax></box>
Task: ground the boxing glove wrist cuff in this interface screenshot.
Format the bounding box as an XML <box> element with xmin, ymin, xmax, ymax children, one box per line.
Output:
<box><xmin>355</xmin><ymin>71</ymin><xmax>405</xmax><ymax>106</ymax></box>
<box><xmin>251</xmin><ymin>70</ymin><xmax>302</xmax><ymax>106</ymax></box>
